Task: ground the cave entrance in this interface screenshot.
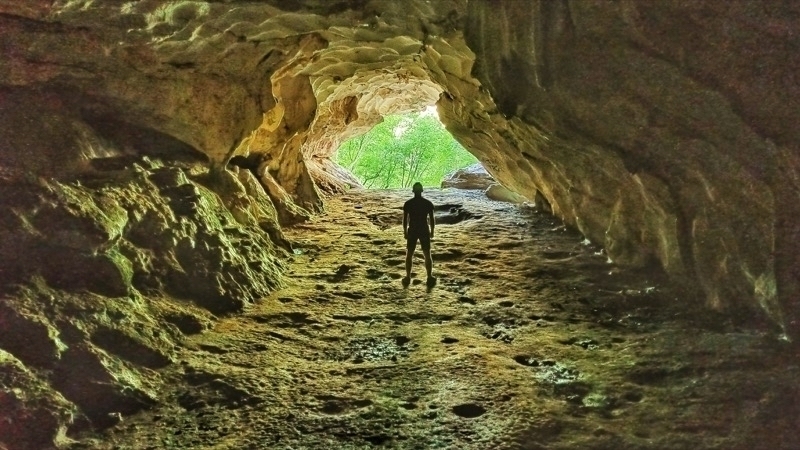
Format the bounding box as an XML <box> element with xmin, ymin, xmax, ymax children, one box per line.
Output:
<box><xmin>334</xmin><ymin>105</ymin><xmax>478</xmax><ymax>189</ymax></box>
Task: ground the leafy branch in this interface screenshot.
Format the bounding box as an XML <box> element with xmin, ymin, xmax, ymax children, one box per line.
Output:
<box><xmin>335</xmin><ymin>111</ymin><xmax>478</xmax><ymax>189</ymax></box>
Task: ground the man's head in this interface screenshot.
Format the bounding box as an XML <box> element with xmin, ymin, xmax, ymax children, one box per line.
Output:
<box><xmin>412</xmin><ymin>182</ymin><xmax>423</xmax><ymax>194</ymax></box>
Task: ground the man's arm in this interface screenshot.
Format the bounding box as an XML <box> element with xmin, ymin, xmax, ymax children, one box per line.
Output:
<box><xmin>403</xmin><ymin>211</ymin><xmax>408</xmax><ymax>238</ymax></box>
<box><xmin>428</xmin><ymin>206</ymin><xmax>435</xmax><ymax>238</ymax></box>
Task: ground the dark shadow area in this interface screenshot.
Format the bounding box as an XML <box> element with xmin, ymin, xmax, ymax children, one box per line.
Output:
<box><xmin>80</xmin><ymin>112</ymin><xmax>209</xmax><ymax>166</ymax></box>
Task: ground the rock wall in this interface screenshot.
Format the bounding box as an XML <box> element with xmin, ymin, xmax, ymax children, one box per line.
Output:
<box><xmin>0</xmin><ymin>63</ymin><xmax>290</xmax><ymax>445</ymax></box>
<box><xmin>463</xmin><ymin>0</ymin><xmax>800</xmax><ymax>338</ymax></box>
<box><xmin>1</xmin><ymin>0</ymin><xmax>800</xmax><ymax>445</ymax></box>
<box><xmin>0</xmin><ymin>156</ymin><xmax>288</xmax><ymax>444</ymax></box>
<box><xmin>0</xmin><ymin>1</ymin><xmax>476</xmax><ymax>444</ymax></box>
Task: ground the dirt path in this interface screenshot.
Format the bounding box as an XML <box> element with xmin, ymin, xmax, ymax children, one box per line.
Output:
<box><xmin>84</xmin><ymin>189</ymin><xmax>799</xmax><ymax>449</ymax></box>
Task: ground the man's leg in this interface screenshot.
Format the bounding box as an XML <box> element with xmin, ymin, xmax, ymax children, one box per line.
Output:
<box><xmin>421</xmin><ymin>238</ymin><xmax>433</xmax><ymax>279</ymax></box>
<box><xmin>405</xmin><ymin>237</ymin><xmax>417</xmax><ymax>281</ymax></box>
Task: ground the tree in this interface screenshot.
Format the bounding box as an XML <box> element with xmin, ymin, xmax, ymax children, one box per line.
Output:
<box><xmin>335</xmin><ymin>111</ymin><xmax>478</xmax><ymax>189</ymax></box>
<box><xmin>338</xmin><ymin>134</ymin><xmax>368</xmax><ymax>172</ymax></box>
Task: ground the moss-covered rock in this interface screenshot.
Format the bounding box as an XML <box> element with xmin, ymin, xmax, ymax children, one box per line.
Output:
<box><xmin>0</xmin><ymin>349</ymin><xmax>76</xmax><ymax>449</ymax></box>
<box><xmin>0</xmin><ymin>160</ymin><xmax>289</xmax><ymax>441</ymax></box>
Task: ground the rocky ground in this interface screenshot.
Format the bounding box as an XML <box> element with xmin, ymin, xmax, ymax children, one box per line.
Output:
<box><xmin>75</xmin><ymin>188</ymin><xmax>800</xmax><ymax>450</ymax></box>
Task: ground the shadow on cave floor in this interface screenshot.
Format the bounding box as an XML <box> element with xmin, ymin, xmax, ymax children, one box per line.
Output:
<box><xmin>80</xmin><ymin>189</ymin><xmax>799</xmax><ymax>449</ymax></box>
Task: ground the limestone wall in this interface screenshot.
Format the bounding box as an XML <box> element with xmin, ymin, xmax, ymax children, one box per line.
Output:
<box><xmin>2</xmin><ymin>0</ymin><xmax>798</xmax><ymax>334</ymax></box>
<box><xmin>1</xmin><ymin>1</ymin><xmax>800</xmax><ymax>444</ymax></box>
<box><xmin>464</xmin><ymin>0</ymin><xmax>800</xmax><ymax>338</ymax></box>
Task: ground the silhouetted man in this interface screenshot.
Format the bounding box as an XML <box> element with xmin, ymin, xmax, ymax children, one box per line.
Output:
<box><xmin>403</xmin><ymin>182</ymin><xmax>435</xmax><ymax>286</ymax></box>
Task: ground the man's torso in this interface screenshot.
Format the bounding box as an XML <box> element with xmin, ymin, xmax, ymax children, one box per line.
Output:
<box><xmin>404</xmin><ymin>196</ymin><xmax>433</xmax><ymax>235</ymax></box>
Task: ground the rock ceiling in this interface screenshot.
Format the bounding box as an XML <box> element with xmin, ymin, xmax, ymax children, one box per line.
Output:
<box><xmin>2</xmin><ymin>1</ymin><xmax>799</xmax><ymax>336</ymax></box>
<box><xmin>2</xmin><ymin>0</ymin><xmax>800</xmax><ymax>446</ymax></box>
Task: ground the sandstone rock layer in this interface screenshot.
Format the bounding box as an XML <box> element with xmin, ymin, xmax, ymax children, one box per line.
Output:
<box><xmin>464</xmin><ymin>0</ymin><xmax>800</xmax><ymax>337</ymax></box>
<box><xmin>1</xmin><ymin>0</ymin><xmax>800</xmax><ymax>446</ymax></box>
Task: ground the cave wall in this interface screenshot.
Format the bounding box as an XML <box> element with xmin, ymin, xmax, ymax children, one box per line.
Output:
<box><xmin>0</xmin><ymin>0</ymin><xmax>796</xmax><ymax>347</ymax></box>
<box><xmin>0</xmin><ymin>1</ymin><xmax>478</xmax><ymax>443</ymax></box>
<box><xmin>1</xmin><ymin>0</ymin><xmax>800</xmax><ymax>445</ymax></box>
<box><xmin>0</xmin><ymin>157</ymin><xmax>288</xmax><ymax>444</ymax></box>
<box><xmin>462</xmin><ymin>0</ymin><xmax>800</xmax><ymax>338</ymax></box>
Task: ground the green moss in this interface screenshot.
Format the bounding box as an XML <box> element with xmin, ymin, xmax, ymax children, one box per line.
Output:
<box><xmin>146</xmin><ymin>1</ymin><xmax>211</xmax><ymax>28</ymax></box>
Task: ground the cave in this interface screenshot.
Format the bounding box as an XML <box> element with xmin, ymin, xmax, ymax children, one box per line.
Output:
<box><xmin>1</xmin><ymin>1</ymin><xmax>799</xmax><ymax>448</ymax></box>
<box><xmin>333</xmin><ymin>106</ymin><xmax>482</xmax><ymax>190</ymax></box>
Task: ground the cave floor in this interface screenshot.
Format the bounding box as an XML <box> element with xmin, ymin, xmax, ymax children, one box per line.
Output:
<box><xmin>79</xmin><ymin>189</ymin><xmax>799</xmax><ymax>450</ymax></box>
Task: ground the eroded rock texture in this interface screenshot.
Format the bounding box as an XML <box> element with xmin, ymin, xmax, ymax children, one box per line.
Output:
<box><xmin>0</xmin><ymin>159</ymin><xmax>287</xmax><ymax>443</ymax></box>
<box><xmin>1</xmin><ymin>0</ymin><xmax>799</xmax><ymax>447</ymax></box>
<box><xmin>464</xmin><ymin>1</ymin><xmax>800</xmax><ymax>337</ymax></box>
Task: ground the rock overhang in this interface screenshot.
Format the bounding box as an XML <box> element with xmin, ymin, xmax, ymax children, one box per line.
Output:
<box><xmin>3</xmin><ymin>0</ymin><xmax>800</xmax><ymax>445</ymax></box>
<box><xmin>1</xmin><ymin>0</ymin><xmax>799</xmax><ymax>339</ymax></box>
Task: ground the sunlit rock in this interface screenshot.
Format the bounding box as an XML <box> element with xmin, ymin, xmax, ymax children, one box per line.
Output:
<box><xmin>441</xmin><ymin>163</ymin><xmax>494</xmax><ymax>190</ymax></box>
<box><xmin>485</xmin><ymin>184</ymin><xmax>528</xmax><ymax>204</ymax></box>
<box><xmin>1</xmin><ymin>0</ymin><xmax>800</xmax><ymax>444</ymax></box>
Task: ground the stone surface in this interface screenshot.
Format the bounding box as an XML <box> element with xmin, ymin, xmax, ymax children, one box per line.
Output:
<box><xmin>442</xmin><ymin>165</ymin><xmax>528</xmax><ymax>203</ymax></box>
<box><xmin>0</xmin><ymin>158</ymin><xmax>288</xmax><ymax>442</ymax></box>
<box><xmin>76</xmin><ymin>189</ymin><xmax>800</xmax><ymax>449</ymax></box>
<box><xmin>441</xmin><ymin>163</ymin><xmax>494</xmax><ymax>190</ymax></box>
<box><xmin>0</xmin><ymin>349</ymin><xmax>75</xmax><ymax>449</ymax></box>
<box><xmin>485</xmin><ymin>183</ymin><xmax>528</xmax><ymax>204</ymax></box>
<box><xmin>1</xmin><ymin>162</ymin><xmax>285</xmax><ymax>313</ymax></box>
<box><xmin>1</xmin><ymin>0</ymin><xmax>800</xmax><ymax>446</ymax></box>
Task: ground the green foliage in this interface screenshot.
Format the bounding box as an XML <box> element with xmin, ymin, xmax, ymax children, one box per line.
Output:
<box><xmin>335</xmin><ymin>111</ymin><xmax>478</xmax><ymax>189</ymax></box>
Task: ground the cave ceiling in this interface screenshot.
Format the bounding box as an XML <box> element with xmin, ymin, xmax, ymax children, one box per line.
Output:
<box><xmin>1</xmin><ymin>0</ymin><xmax>800</xmax><ymax>339</ymax></box>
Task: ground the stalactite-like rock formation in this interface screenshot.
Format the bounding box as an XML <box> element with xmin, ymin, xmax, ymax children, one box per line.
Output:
<box><xmin>0</xmin><ymin>0</ymin><xmax>799</xmax><ymax>446</ymax></box>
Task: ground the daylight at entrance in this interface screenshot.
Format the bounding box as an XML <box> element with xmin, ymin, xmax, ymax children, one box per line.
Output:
<box><xmin>3</xmin><ymin>1</ymin><xmax>800</xmax><ymax>449</ymax></box>
<box><xmin>335</xmin><ymin>106</ymin><xmax>478</xmax><ymax>189</ymax></box>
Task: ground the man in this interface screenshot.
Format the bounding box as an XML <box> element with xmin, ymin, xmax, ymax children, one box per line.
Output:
<box><xmin>403</xmin><ymin>182</ymin><xmax>435</xmax><ymax>286</ymax></box>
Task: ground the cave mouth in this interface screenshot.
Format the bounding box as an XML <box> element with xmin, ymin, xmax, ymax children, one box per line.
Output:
<box><xmin>333</xmin><ymin>106</ymin><xmax>479</xmax><ymax>190</ymax></box>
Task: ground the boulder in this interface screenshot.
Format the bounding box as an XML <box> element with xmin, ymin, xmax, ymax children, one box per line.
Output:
<box><xmin>441</xmin><ymin>164</ymin><xmax>495</xmax><ymax>190</ymax></box>
<box><xmin>485</xmin><ymin>183</ymin><xmax>529</xmax><ymax>204</ymax></box>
